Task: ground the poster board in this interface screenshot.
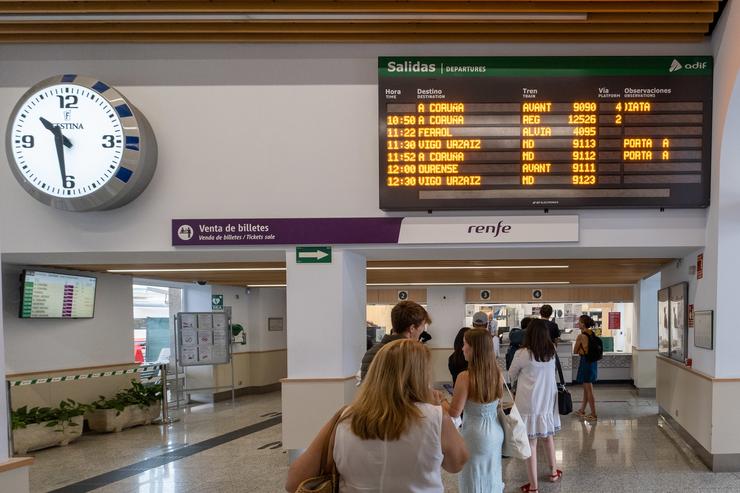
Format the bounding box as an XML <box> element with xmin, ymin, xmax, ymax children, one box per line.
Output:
<box><xmin>694</xmin><ymin>310</ymin><xmax>714</xmax><ymax>350</ymax></box>
<box><xmin>176</xmin><ymin>311</ymin><xmax>231</xmax><ymax>366</ymax></box>
<box><xmin>658</xmin><ymin>288</ymin><xmax>670</xmax><ymax>357</ymax></box>
<box><xmin>669</xmin><ymin>282</ymin><xmax>688</xmax><ymax>362</ymax></box>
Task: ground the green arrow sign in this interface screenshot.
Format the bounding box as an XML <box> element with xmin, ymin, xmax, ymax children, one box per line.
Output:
<box><xmin>296</xmin><ymin>246</ymin><xmax>332</xmax><ymax>264</ymax></box>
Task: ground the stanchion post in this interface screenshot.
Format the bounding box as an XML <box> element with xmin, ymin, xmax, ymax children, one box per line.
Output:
<box><xmin>6</xmin><ymin>380</ymin><xmax>13</xmax><ymax>457</ymax></box>
<box><xmin>155</xmin><ymin>363</ymin><xmax>178</xmax><ymax>425</ymax></box>
<box><xmin>160</xmin><ymin>364</ymin><xmax>169</xmax><ymax>422</ymax></box>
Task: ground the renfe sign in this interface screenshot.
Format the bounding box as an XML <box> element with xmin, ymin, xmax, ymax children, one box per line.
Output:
<box><xmin>172</xmin><ymin>216</ymin><xmax>578</xmax><ymax>246</ymax></box>
<box><xmin>397</xmin><ymin>216</ymin><xmax>578</xmax><ymax>243</ymax></box>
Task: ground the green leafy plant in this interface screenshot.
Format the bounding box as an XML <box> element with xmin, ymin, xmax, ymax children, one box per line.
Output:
<box><xmin>90</xmin><ymin>380</ymin><xmax>163</xmax><ymax>415</ymax></box>
<box><xmin>11</xmin><ymin>399</ymin><xmax>88</xmax><ymax>431</ymax></box>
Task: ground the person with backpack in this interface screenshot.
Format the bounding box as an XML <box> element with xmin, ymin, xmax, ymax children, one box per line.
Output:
<box><xmin>506</xmin><ymin>317</ymin><xmax>531</xmax><ymax>371</ymax></box>
<box><xmin>573</xmin><ymin>314</ymin><xmax>602</xmax><ymax>421</ymax></box>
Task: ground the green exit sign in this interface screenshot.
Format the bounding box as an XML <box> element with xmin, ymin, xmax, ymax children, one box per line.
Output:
<box><xmin>296</xmin><ymin>246</ymin><xmax>332</xmax><ymax>264</ymax></box>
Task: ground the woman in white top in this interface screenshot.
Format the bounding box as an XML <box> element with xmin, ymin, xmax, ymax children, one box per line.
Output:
<box><xmin>508</xmin><ymin>319</ymin><xmax>562</xmax><ymax>493</ymax></box>
<box><xmin>286</xmin><ymin>339</ymin><xmax>469</xmax><ymax>493</ymax></box>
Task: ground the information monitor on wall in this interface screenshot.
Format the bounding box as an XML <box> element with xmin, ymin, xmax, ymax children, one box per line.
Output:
<box><xmin>378</xmin><ymin>56</ymin><xmax>713</xmax><ymax>211</ymax></box>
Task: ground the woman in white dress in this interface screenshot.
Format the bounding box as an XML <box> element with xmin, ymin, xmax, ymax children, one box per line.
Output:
<box><xmin>508</xmin><ymin>319</ymin><xmax>562</xmax><ymax>493</ymax></box>
<box><xmin>286</xmin><ymin>339</ymin><xmax>469</xmax><ymax>493</ymax></box>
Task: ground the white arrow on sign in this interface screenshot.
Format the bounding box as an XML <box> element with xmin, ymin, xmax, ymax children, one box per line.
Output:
<box><xmin>298</xmin><ymin>250</ymin><xmax>329</xmax><ymax>260</ymax></box>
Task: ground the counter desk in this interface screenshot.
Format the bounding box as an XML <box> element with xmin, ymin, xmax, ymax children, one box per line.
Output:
<box><xmin>498</xmin><ymin>340</ymin><xmax>632</xmax><ymax>383</ymax></box>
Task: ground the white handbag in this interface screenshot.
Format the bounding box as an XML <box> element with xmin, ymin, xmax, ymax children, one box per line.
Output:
<box><xmin>498</xmin><ymin>380</ymin><xmax>532</xmax><ymax>459</ymax></box>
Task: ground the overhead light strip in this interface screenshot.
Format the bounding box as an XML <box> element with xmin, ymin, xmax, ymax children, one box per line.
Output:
<box><xmin>367</xmin><ymin>265</ymin><xmax>569</xmax><ymax>270</ymax></box>
<box><xmin>368</xmin><ymin>282</ymin><xmax>570</xmax><ymax>286</ymax></box>
<box><xmin>109</xmin><ymin>264</ymin><xmax>568</xmax><ymax>274</ymax></box>
<box><xmin>1</xmin><ymin>13</ymin><xmax>588</xmax><ymax>22</ymax></box>
<box><xmin>109</xmin><ymin>267</ymin><xmax>286</xmax><ymax>273</ymax></box>
<box><xmin>246</xmin><ymin>281</ymin><xmax>570</xmax><ymax>288</ymax></box>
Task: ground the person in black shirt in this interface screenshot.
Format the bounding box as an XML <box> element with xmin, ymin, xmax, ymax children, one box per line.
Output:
<box><xmin>448</xmin><ymin>327</ymin><xmax>470</xmax><ymax>386</ymax></box>
<box><xmin>540</xmin><ymin>304</ymin><xmax>561</xmax><ymax>342</ymax></box>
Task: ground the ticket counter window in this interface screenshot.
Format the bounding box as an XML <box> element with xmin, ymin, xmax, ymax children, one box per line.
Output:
<box><xmin>464</xmin><ymin>302</ymin><xmax>634</xmax><ymax>354</ymax></box>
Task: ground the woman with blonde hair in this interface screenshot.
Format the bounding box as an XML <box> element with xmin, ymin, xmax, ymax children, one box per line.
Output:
<box><xmin>444</xmin><ymin>328</ymin><xmax>505</xmax><ymax>493</ymax></box>
<box><xmin>286</xmin><ymin>339</ymin><xmax>468</xmax><ymax>493</ymax></box>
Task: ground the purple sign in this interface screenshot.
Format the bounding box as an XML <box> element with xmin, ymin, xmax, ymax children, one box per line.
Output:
<box><xmin>172</xmin><ymin>218</ymin><xmax>403</xmax><ymax>246</ymax></box>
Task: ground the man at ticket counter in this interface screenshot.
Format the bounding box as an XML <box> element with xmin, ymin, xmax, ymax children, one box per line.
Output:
<box><xmin>472</xmin><ymin>311</ymin><xmax>500</xmax><ymax>357</ymax></box>
<box><xmin>540</xmin><ymin>304</ymin><xmax>561</xmax><ymax>343</ymax></box>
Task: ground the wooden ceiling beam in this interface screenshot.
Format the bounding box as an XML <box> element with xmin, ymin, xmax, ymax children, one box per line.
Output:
<box><xmin>0</xmin><ymin>21</ymin><xmax>710</xmax><ymax>34</ymax></box>
<box><xmin>0</xmin><ymin>1</ymin><xmax>720</xmax><ymax>14</ymax></box>
<box><xmin>0</xmin><ymin>32</ymin><xmax>706</xmax><ymax>42</ymax></box>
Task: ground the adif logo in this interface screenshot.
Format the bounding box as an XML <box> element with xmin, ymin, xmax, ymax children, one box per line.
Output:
<box><xmin>670</xmin><ymin>59</ymin><xmax>708</xmax><ymax>72</ymax></box>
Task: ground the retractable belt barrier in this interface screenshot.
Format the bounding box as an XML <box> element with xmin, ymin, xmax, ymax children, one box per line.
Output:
<box><xmin>7</xmin><ymin>364</ymin><xmax>161</xmax><ymax>387</ymax></box>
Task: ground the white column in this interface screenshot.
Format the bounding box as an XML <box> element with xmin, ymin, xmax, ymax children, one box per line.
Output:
<box><xmin>632</xmin><ymin>273</ymin><xmax>659</xmax><ymax>391</ymax></box>
<box><xmin>282</xmin><ymin>248</ymin><xmax>366</xmax><ymax>450</ymax></box>
<box><xmin>0</xmin><ymin>259</ymin><xmax>8</xmax><ymax>460</ymax></box>
<box><xmin>1</xmin><ymin>246</ymin><xmax>32</xmax><ymax>492</ymax></box>
<box><xmin>425</xmin><ymin>287</ymin><xmax>466</xmax><ymax>382</ymax></box>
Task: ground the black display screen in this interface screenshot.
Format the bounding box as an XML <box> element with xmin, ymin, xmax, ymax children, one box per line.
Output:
<box><xmin>378</xmin><ymin>56</ymin><xmax>713</xmax><ymax>210</ymax></box>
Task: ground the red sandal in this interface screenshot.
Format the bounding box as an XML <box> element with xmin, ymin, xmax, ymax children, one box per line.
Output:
<box><xmin>520</xmin><ymin>484</ymin><xmax>538</xmax><ymax>492</ymax></box>
<box><xmin>550</xmin><ymin>469</ymin><xmax>563</xmax><ymax>482</ymax></box>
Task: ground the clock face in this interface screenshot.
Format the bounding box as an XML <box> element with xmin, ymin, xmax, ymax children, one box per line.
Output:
<box><xmin>10</xmin><ymin>84</ymin><xmax>124</xmax><ymax>198</ymax></box>
<box><xmin>5</xmin><ymin>75</ymin><xmax>157</xmax><ymax>211</ymax></box>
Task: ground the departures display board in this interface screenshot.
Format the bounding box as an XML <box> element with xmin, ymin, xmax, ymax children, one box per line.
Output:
<box><xmin>378</xmin><ymin>56</ymin><xmax>713</xmax><ymax>210</ymax></box>
<box><xmin>20</xmin><ymin>271</ymin><xmax>96</xmax><ymax>318</ymax></box>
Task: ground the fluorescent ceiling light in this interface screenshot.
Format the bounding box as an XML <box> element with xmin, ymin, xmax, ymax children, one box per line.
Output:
<box><xmin>247</xmin><ymin>281</ymin><xmax>570</xmax><ymax>288</ymax></box>
<box><xmin>367</xmin><ymin>265</ymin><xmax>569</xmax><ymax>270</ymax></box>
<box><xmin>367</xmin><ymin>282</ymin><xmax>570</xmax><ymax>286</ymax></box>
<box><xmin>3</xmin><ymin>13</ymin><xmax>587</xmax><ymax>22</ymax></box>
<box><xmin>110</xmin><ymin>264</ymin><xmax>568</xmax><ymax>274</ymax></box>
<box><xmin>108</xmin><ymin>267</ymin><xmax>285</xmax><ymax>273</ymax></box>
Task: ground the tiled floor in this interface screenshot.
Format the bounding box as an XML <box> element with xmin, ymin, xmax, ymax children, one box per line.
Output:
<box><xmin>25</xmin><ymin>385</ymin><xmax>740</xmax><ymax>492</ymax></box>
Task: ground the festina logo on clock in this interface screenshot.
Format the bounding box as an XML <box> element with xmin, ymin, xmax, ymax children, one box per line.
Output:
<box><xmin>6</xmin><ymin>74</ymin><xmax>157</xmax><ymax>211</ymax></box>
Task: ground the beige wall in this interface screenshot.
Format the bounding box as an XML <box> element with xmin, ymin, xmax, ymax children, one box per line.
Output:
<box><xmin>658</xmin><ymin>355</ymin><xmax>740</xmax><ymax>457</ymax></box>
<box><xmin>711</xmin><ymin>380</ymin><xmax>740</xmax><ymax>454</ymax></box>
<box><xmin>0</xmin><ymin>463</ymin><xmax>30</xmax><ymax>493</ymax></box>
<box><xmin>213</xmin><ymin>350</ymin><xmax>287</xmax><ymax>389</ymax></box>
<box><xmin>632</xmin><ymin>348</ymin><xmax>658</xmax><ymax>389</ymax></box>
<box><xmin>430</xmin><ymin>347</ymin><xmax>452</xmax><ymax>383</ymax></box>
<box><xmin>8</xmin><ymin>363</ymin><xmax>140</xmax><ymax>409</ymax></box>
<box><xmin>657</xmin><ymin>356</ymin><xmax>713</xmax><ymax>452</ymax></box>
<box><xmin>281</xmin><ymin>377</ymin><xmax>358</xmax><ymax>449</ymax></box>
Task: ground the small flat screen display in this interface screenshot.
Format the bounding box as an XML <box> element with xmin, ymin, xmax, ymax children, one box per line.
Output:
<box><xmin>20</xmin><ymin>270</ymin><xmax>97</xmax><ymax>319</ymax></box>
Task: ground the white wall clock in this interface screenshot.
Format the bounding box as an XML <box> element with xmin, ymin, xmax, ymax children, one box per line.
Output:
<box><xmin>5</xmin><ymin>74</ymin><xmax>157</xmax><ymax>211</ymax></box>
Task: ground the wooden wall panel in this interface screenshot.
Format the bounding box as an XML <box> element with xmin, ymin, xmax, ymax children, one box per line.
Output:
<box><xmin>466</xmin><ymin>285</ymin><xmax>634</xmax><ymax>303</ymax></box>
<box><xmin>370</xmin><ymin>288</ymin><xmax>427</xmax><ymax>304</ymax></box>
<box><xmin>0</xmin><ymin>1</ymin><xmax>720</xmax><ymax>42</ymax></box>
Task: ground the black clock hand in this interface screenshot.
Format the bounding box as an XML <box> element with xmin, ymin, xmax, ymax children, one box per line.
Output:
<box><xmin>39</xmin><ymin>117</ymin><xmax>72</xmax><ymax>148</ymax></box>
<box><xmin>53</xmin><ymin>130</ymin><xmax>68</xmax><ymax>185</ymax></box>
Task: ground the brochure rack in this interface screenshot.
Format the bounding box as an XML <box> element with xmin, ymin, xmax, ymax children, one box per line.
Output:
<box><xmin>174</xmin><ymin>311</ymin><xmax>235</xmax><ymax>406</ymax></box>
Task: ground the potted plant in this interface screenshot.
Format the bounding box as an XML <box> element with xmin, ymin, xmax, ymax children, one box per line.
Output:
<box><xmin>87</xmin><ymin>380</ymin><xmax>163</xmax><ymax>433</ymax></box>
<box><xmin>12</xmin><ymin>399</ymin><xmax>87</xmax><ymax>454</ymax></box>
<box><xmin>232</xmin><ymin>323</ymin><xmax>246</xmax><ymax>344</ymax></box>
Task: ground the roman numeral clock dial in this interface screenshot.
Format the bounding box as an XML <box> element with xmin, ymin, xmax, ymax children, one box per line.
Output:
<box><xmin>5</xmin><ymin>74</ymin><xmax>157</xmax><ymax>211</ymax></box>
